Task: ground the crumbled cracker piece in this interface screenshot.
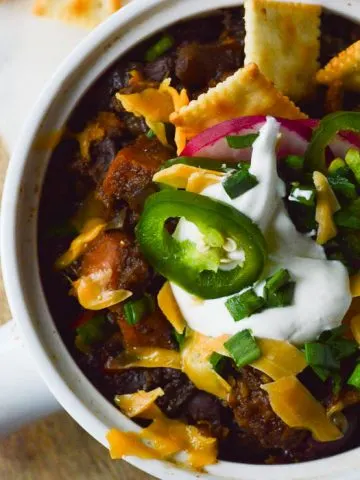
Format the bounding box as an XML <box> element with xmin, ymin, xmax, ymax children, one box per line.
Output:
<box><xmin>316</xmin><ymin>40</ymin><xmax>360</xmax><ymax>92</ymax></box>
<box><xmin>33</xmin><ymin>0</ymin><xmax>122</xmax><ymax>29</ymax></box>
<box><xmin>244</xmin><ymin>0</ymin><xmax>321</xmax><ymax>101</ymax></box>
<box><xmin>170</xmin><ymin>63</ymin><xmax>307</xmax><ymax>140</ymax></box>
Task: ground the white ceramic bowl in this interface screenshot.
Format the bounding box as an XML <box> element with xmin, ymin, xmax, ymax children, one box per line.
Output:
<box><xmin>1</xmin><ymin>1</ymin><xmax>360</xmax><ymax>478</ymax></box>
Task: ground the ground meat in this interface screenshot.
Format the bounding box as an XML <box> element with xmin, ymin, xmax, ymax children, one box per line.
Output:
<box><xmin>104</xmin><ymin>368</ymin><xmax>196</xmax><ymax>417</ymax></box>
<box><xmin>175</xmin><ymin>41</ymin><xmax>244</xmax><ymax>90</ymax></box>
<box><xmin>185</xmin><ymin>391</ymin><xmax>230</xmax><ymax>439</ymax></box>
<box><xmin>320</xmin><ymin>12</ymin><xmax>360</xmax><ymax>66</ymax></box>
<box><xmin>143</xmin><ymin>55</ymin><xmax>176</xmax><ymax>83</ymax></box>
<box><xmin>87</xmin><ymin>136</ymin><xmax>124</xmax><ymax>182</ymax></box>
<box><xmin>222</xmin><ymin>7</ymin><xmax>246</xmax><ymax>46</ymax></box>
<box><xmin>169</xmin><ymin>15</ymin><xmax>225</xmax><ymax>45</ymax></box>
<box><xmin>68</xmin><ymin>61</ymin><xmax>140</xmax><ymax>131</ymax></box>
<box><xmin>115</xmin><ymin>305</ymin><xmax>175</xmax><ymax>350</ymax></box>
<box><xmin>72</xmin><ymin>111</ymin><xmax>125</xmax><ymax>183</ymax></box>
<box><xmin>100</xmin><ymin>135</ymin><xmax>173</xmax><ymax>210</ymax></box>
<box><xmin>80</xmin><ymin>231</ymin><xmax>150</xmax><ymax>292</ymax></box>
<box><xmin>121</xmin><ymin>112</ymin><xmax>148</xmax><ymax>137</ymax></box>
<box><xmin>229</xmin><ymin>367</ymin><xmax>308</xmax><ymax>451</ymax></box>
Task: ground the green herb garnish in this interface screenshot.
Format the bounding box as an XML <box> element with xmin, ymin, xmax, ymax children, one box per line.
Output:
<box><xmin>224</xmin><ymin>329</ymin><xmax>261</xmax><ymax>368</ymax></box>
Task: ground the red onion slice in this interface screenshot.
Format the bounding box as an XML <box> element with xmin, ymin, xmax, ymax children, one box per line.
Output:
<box><xmin>182</xmin><ymin>116</ymin><xmax>313</xmax><ymax>161</ymax></box>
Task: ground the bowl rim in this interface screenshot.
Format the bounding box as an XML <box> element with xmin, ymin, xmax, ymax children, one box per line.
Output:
<box><xmin>2</xmin><ymin>1</ymin><xmax>360</xmax><ymax>479</ymax></box>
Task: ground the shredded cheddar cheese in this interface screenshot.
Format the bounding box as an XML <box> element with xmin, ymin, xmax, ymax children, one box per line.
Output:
<box><xmin>73</xmin><ymin>268</ymin><xmax>132</xmax><ymax>310</ymax></box>
<box><xmin>114</xmin><ymin>388</ymin><xmax>164</xmax><ymax>419</ymax></box>
<box><xmin>157</xmin><ymin>282</ymin><xmax>186</xmax><ymax>334</ymax></box>
<box><xmin>313</xmin><ymin>171</ymin><xmax>340</xmax><ymax>245</ymax></box>
<box><xmin>55</xmin><ymin>218</ymin><xmax>106</xmax><ymax>270</ymax></box>
<box><xmin>350</xmin><ymin>314</ymin><xmax>360</xmax><ymax>344</ymax></box>
<box><xmin>262</xmin><ymin>376</ymin><xmax>343</xmax><ymax>442</ymax></box>
<box><xmin>116</xmin><ymin>78</ymin><xmax>189</xmax><ymax>148</ymax></box>
<box><xmin>186</xmin><ymin>172</ymin><xmax>224</xmax><ymax>193</ymax></box>
<box><xmin>72</xmin><ymin>193</ymin><xmax>106</xmax><ymax>232</ymax></box>
<box><xmin>107</xmin><ymin>429</ymin><xmax>161</xmax><ymax>460</ymax></box>
<box><xmin>77</xmin><ymin>112</ymin><xmax>122</xmax><ymax>160</ymax></box>
<box><xmin>107</xmin><ymin>417</ymin><xmax>217</xmax><ymax>469</ymax></box>
<box><xmin>106</xmin><ymin>347</ymin><xmax>182</xmax><ymax>370</ymax></box>
<box><xmin>182</xmin><ymin>332</ymin><xmax>231</xmax><ymax>400</ymax></box>
<box><xmin>251</xmin><ymin>338</ymin><xmax>307</xmax><ymax>379</ymax></box>
<box><xmin>153</xmin><ymin>164</ymin><xmax>224</xmax><ymax>190</ymax></box>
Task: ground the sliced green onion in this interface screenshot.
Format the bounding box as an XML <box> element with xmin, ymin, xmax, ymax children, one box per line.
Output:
<box><xmin>288</xmin><ymin>184</ymin><xmax>316</xmax><ymax>206</ymax></box>
<box><xmin>173</xmin><ymin>329</ymin><xmax>186</xmax><ymax>350</ymax></box>
<box><xmin>334</xmin><ymin>198</ymin><xmax>360</xmax><ymax>229</ymax></box>
<box><xmin>332</xmin><ymin>373</ymin><xmax>342</xmax><ymax>395</ymax></box>
<box><xmin>264</xmin><ymin>269</ymin><xmax>291</xmax><ymax>294</ymax></box>
<box><xmin>76</xmin><ymin>314</ymin><xmax>107</xmax><ymax>346</ymax></box>
<box><xmin>285</xmin><ymin>155</ymin><xmax>304</xmax><ymax>171</ymax></box>
<box><xmin>345</xmin><ymin>149</ymin><xmax>360</xmax><ymax>184</ymax></box>
<box><xmin>304</xmin><ymin>342</ymin><xmax>340</xmax><ymax>371</ymax></box>
<box><xmin>327</xmin><ymin>337</ymin><xmax>358</xmax><ymax>360</ymax></box>
<box><xmin>123</xmin><ymin>295</ymin><xmax>154</xmax><ymax>326</ymax></box>
<box><xmin>225</xmin><ymin>289</ymin><xmax>265</xmax><ymax>321</ymax></box>
<box><xmin>327</xmin><ymin>175</ymin><xmax>357</xmax><ymax>200</ymax></box>
<box><xmin>146</xmin><ymin>129</ymin><xmax>156</xmax><ymax>139</ymax></box>
<box><xmin>348</xmin><ymin>363</ymin><xmax>360</xmax><ymax>389</ymax></box>
<box><xmin>226</xmin><ymin>133</ymin><xmax>259</xmax><ymax>149</ymax></box>
<box><xmin>209</xmin><ymin>352</ymin><xmax>227</xmax><ymax>374</ymax></box>
<box><xmin>311</xmin><ymin>365</ymin><xmax>331</xmax><ymax>382</ymax></box>
<box><xmin>224</xmin><ymin>329</ymin><xmax>261</xmax><ymax>368</ymax></box>
<box><xmin>145</xmin><ymin>34</ymin><xmax>174</xmax><ymax>62</ymax></box>
<box><xmin>265</xmin><ymin>282</ymin><xmax>295</xmax><ymax>308</ymax></box>
<box><xmin>263</xmin><ymin>269</ymin><xmax>295</xmax><ymax>308</ymax></box>
<box><xmin>223</xmin><ymin>167</ymin><xmax>258</xmax><ymax>199</ymax></box>
<box><xmin>319</xmin><ymin>325</ymin><xmax>347</xmax><ymax>343</ymax></box>
<box><xmin>328</xmin><ymin>158</ymin><xmax>346</xmax><ymax>175</ymax></box>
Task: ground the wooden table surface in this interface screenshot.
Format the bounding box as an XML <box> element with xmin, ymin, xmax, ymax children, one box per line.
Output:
<box><xmin>0</xmin><ymin>138</ymin><xmax>155</xmax><ymax>479</ymax></box>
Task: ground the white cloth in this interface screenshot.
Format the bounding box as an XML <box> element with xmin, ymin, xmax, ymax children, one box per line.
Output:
<box><xmin>0</xmin><ymin>0</ymin><xmax>127</xmax><ymax>151</ymax></box>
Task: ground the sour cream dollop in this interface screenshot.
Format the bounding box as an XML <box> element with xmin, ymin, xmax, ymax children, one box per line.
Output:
<box><xmin>171</xmin><ymin>117</ymin><xmax>352</xmax><ymax>344</ymax></box>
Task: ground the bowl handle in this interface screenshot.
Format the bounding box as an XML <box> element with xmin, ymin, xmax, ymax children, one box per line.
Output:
<box><xmin>0</xmin><ymin>319</ymin><xmax>61</xmax><ymax>437</ymax></box>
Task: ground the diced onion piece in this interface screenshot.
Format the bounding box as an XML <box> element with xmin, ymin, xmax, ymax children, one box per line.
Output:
<box><xmin>114</xmin><ymin>388</ymin><xmax>164</xmax><ymax>418</ymax></box>
<box><xmin>181</xmin><ymin>332</ymin><xmax>231</xmax><ymax>400</ymax></box>
<box><xmin>55</xmin><ymin>218</ymin><xmax>106</xmax><ymax>270</ymax></box>
<box><xmin>313</xmin><ymin>171</ymin><xmax>340</xmax><ymax>245</ymax></box>
<box><xmin>153</xmin><ymin>164</ymin><xmax>224</xmax><ymax>189</ymax></box>
<box><xmin>350</xmin><ymin>314</ymin><xmax>360</xmax><ymax>344</ymax></box>
<box><xmin>157</xmin><ymin>282</ymin><xmax>186</xmax><ymax>334</ymax></box>
<box><xmin>262</xmin><ymin>376</ymin><xmax>343</xmax><ymax>442</ymax></box>
<box><xmin>73</xmin><ymin>269</ymin><xmax>132</xmax><ymax>310</ymax></box>
<box><xmin>251</xmin><ymin>339</ymin><xmax>307</xmax><ymax>379</ymax></box>
<box><xmin>107</xmin><ymin>347</ymin><xmax>181</xmax><ymax>370</ymax></box>
<box><xmin>350</xmin><ymin>273</ymin><xmax>360</xmax><ymax>297</ymax></box>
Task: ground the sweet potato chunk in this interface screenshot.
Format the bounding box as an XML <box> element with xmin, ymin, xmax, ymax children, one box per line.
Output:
<box><xmin>117</xmin><ymin>306</ymin><xmax>175</xmax><ymax>350</ymax></box>
<box><xmin>80</xmin><ymin>231</ymin><xmax>150</xmax><ymax>292</ymax></box>
<box><xmin>100</xmin><ymin>135</ymin><xmax>172</xmax><ymax>210</ymax></box>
